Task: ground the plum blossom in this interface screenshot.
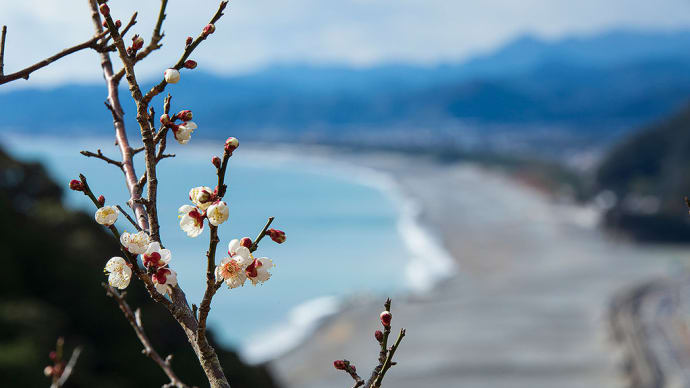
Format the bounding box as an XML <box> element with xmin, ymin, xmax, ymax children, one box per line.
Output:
<box><xmin>164</xmin><ymin>68</ymin><xmax>180</xmax><ymax>83</ymax></box>
<box><xmin>207</xmin><ymin>201</ymin><xmax>229</xmax><ymax>226</ymax></box>
<box><xmin>104</xmin><ymin>257</ymin><xmax>132</xmax><ymax>289</ymax></box>
<box><xmin>215</xmin><ymin>257</ymin><xmax>246</xmax><ymax>289</ymax></box>
<box><xmin>142</xmin><ymin>242</ymin><xmax>171</xmax><ymax>269</ymax></box>
<box><xmin>120</xmin><ymin>231</ymin><xmax>150</xmax><ymax>255</ymax></box>
<box><xmin>246</xmin><ymin>257</ymin><xmax>273</xmax><ymax>286</ymax></box>
<box><xmin>189</xmin><ymin>186</ymin><xmax>214</xmax><ymax>210</ymax></box>
<box><xmin>178</xmin><ymin>205</ymin><xmax>205</xmax><ymax>237</ymax></box>
<box><xmin>173</xmin><ymin>121</ymin><xmax>197</xmax><ymax>145</ymax></box>
<box><xmin>95</xmin><ymin>205</ymin><xmax>119</xmax><ymax>226</ymax></box>
<box><xmin>153</xmin><ymin>268</ymin><xmax>177</xmax><ymax>296</ymax></box>
<box><xmin>227</xmin><ymin>239</ymin><xmax>252</xmax><ymax>268</ymax></box>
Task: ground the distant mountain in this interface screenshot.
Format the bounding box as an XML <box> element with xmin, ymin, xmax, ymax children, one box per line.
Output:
<box><xmin>2</xmin><ymin>29</ymin><xmax>690</xmax><ymax>151</ymax></box>
<box><xmin>595</xmin><ymin>103</ymin><xmax>690</xmax><ymax>242</ymax></box>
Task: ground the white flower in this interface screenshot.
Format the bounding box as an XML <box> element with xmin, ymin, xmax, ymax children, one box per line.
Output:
<box><xmin>189</xmin><ymin>186</ymin><xmax>214</xmax><ymax>210</ymax></box>
<box><xmin>164</xmin><ymin>68</ymin><xmax>180</xmax><ymax>83</ymax></box>
<box><xmin>215</xmin><ymin>257</ymin><xmax>247</xmax><ymax>289</ymax></box>
<box><xmin>104</xmin><ymin>257</ymin><xmax>132</xmax><ymax>289</ymax></box>
<box><xmin>142</xmin><ymin>241</ymin><xmax>172</xmax><ymax>269</ymax></box>
<box><xmin>95</xmin><ymin>206</ymin><xmax>119</xmax><ymax>226</ymax></box>
<box><xmin>246</xmin><ymin>257</ymin><xmax>273</xmax><ymax>286</ymax></box>
<box><xmin>207</xmin><ymin>201</ymin><xmax>229</xmax><ymax>226</ymax></box>
<box><xmin>120</xmin><ymin>231</ymin><xmax>150</xmax><ymax>255</ymax></box>
<box><xmin>178</xmin><ymin>205</ymin><xmax>204</xmax><ymax>237</ymax></box>
<box><xmin>227</xmin><ymin>239</ymin><xmax>252</xmax><ymax>268</ymax></box>
<box><xmin>174</xmin><ymin>122</ymin><xmax>196</xmax><ymax>145</ymax></box>
<box><xmin>153</xmin><ymin>268</ymin><xmax>177</xmax><ymax>296</ymax></box>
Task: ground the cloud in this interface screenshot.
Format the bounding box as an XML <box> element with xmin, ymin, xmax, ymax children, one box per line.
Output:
<box><xmin>1</xmin><ymin>0</ymin><xmax>690</xmax><ymax>87</ymax></box>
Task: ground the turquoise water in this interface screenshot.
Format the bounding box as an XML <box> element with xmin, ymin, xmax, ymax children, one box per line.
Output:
<box><xmin>4</xmin><ymin>135</ymin><xmax>408</xmax><ymax>355</ymax></box>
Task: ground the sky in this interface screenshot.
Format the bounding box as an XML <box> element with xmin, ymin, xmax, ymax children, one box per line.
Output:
<box><xmin>1</xmin><ymin>0</ymin><xmax>690</xmax><ymax>88</ymax></box>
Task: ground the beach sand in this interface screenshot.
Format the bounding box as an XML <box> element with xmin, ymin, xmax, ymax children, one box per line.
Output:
<box><xmin>267</xmin><ymin>152</ymin><xmax>687</xmax><ymax>388</ymax></box>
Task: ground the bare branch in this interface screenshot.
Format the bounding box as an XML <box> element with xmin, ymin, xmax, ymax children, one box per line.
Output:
<box><xmin>116</xmin><ymin>204</ymin><xmax>142</xmax><ymax>231</ymax></box>
<box><xmin>51</xmin><ymin>346</ymin><xmax>82</xmax><ymax>388</ymax></box>
<box><xmin>80</xmin><ymin>149</ymin><xmax>124</xmax><ymax>169</ymax></box>
<box><xmin>0</xmin><ymin>29</ymin><xmax>108</xmax><ymax>85</ymax></box>
<box><xmin>0</xmin><ymin>26</ymin><xmax>7</xmax><ymax>76</ymax></box>
<box><xmin>104</xmin><ymin>284</ymin><xmax>190</xmax><ymax>388</ymax></box>
<box><xmin>372</xmin><ymin>329</ymin><xmax>406</xmax><ymax>387</ymax></box>
<box><xmin>250</xmin><ymin>217</ymin><xmax>275</xmax><ymax>253</ymax></box>
<box><xmin>143</xmin><ymin>1</ymin><xmax>229</xmax><ymax>104</ymax></box>
<box><xmin>103</xmin><ymin>12</ymin><xmax>138</xmax><ymax>48</ymax></box>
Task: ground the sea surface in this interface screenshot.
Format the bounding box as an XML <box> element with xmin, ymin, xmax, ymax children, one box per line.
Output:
<box><xmin>4</xmin><ymin>135</ymin><xmax>423</xmax><ymax>362</ymax></box>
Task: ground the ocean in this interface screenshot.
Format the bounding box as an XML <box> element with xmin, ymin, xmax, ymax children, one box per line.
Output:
<box><xmin>3</xmin><ymin>135</ymin><xmax>453</xmax><ymax>362</ymax></box>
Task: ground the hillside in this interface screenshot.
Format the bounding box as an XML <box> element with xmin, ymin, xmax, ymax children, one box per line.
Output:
<box><xmin>0</xmin><ymin>147</ymin><xmax>277</xmax><ymax>387</ymax></box>
<box><xmin>595</xmin><ymin>104</ymin><xmax>690</xmax><ymax>242</ymax></box>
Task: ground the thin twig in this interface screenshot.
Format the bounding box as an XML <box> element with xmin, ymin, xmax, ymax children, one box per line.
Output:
<box><xmin>81</xmin><ymin>149</ymin><xmax>124</xmax><ymax>169</ymax></box>
<box><xmin>51</xmin><ymin>347</ymin><xmax>82</xmax><ymax>388</ymax></box>
<box><xmin>143</xmin><ymin>1</ymin><xmax>229</xmax><ymax>104</ymax></box>
<box><xmin>104</xmin><ymin>284</ymin><xmax>190</xmax><ymax>388</ymax></box>
<box><xmin>0</xmin><ymin>25</ymin><xmax>7</xmax><ymax>77</ymax></box>
<box><xmin>0</xmin><ymin>29</ymin><xmax>108</xmax><ymax>85</ymax></box>
<box><xmin>116</xmin><ymin>204</ymin><xmax>142</xmax><ymax>231</ymax></box>
<box><xmin>250</xmin><ymin>217</ymin><xmax>275</xmax><ymax>253</ymax></box>
<box><xmin>372</xmin><ymin>329</ymin><xmax>406</xmax><ymax>387</ymax></box>
<box><xmin>103</xmin><ymin>12</ymin><xmax>138</xmax><ymax>48</ymax></box>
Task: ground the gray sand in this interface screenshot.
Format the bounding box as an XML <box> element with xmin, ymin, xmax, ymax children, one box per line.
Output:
<box><xmin>268</xmin><ymin>153</ymin><xmax>688</xmax><ymax>388</ymax></box>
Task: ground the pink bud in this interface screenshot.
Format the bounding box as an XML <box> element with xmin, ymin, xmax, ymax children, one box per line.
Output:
<box><xmin>69</xmin><ymin>179</ymin><xmax>83</xmax><ymax>192</ymax></box>
<box><xmin>98</xmin><ymin>195</ymin><xmax>105</xmax><ymax>206</ymax></box>
<box><xmin>380</xmin><ymin>311</ymin><xmax>392</xmax><ymax>327</ymax></box>
<box><xmin>375</xmin><ymin>330</ymin><xmax>383</xmax><ymax>342</ymax></box>
<box><xmin>49</xmin><ymin>351</ymin><xmax>57</xmax><ymax>361</ymax></box>
<box><xmin>267</xmin><ymin>228</ymin><xmax>286</xmax><ymax>244</ymax></box>
<box><xmin>186</xmin><ymin>36</ymin><xmax>193</xmax><ymax>46</ymax></box>
<box><xmin>99</xmin><ymin>3</ymin><xmax>110</xmax><ymax>17</ymax></box>
<box><xmin>203</xmin><ymin>24</ymin><xmax>216</xmax><ymax>36</ymax></box>
<box><xmin>176</xmin><ymin>110</ymin><xmax>193</xmax><ymax>121</ymax></box>
<box><xmin>212</xmin><ymin>156</ymin><xmax>221</xmax><ymax>169</ymax></box>
<box><xmin>132</xmin><ymin>34</ymin><xmax>144</xmax><ymax>50</ymax></box>
<box><xmin>43</xmin><ymin>366</ymin><xmax>53</xmax><ymax>377</ymax></box>
<box><xmin>224</xmin><ymin>137</ymin><xmax>239</xmax><ymax>155</ymax></box>
<box><xmin>240</xmin><ymin>237</ymin><xmax>253</xmax><ymax>248</ymax></box>
<box><xmin>333</xmin><ymin>360</ymin><xmax>346</xmax><ymax>370</ymax></box>
<box><xmin>160</xmin><ymin>113</ymin><xmax>171</xmax><ymax>126</ymax></box>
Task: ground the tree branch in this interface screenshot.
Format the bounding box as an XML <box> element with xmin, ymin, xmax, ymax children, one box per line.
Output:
<box><xmin>104</xmin><ymin>284</ymin><xmax>190</xmax><ymax>388</ymax></box>
<box><xmin>80</xmin><ymin>149</ymin><xmax>124</xmax><ymax>169</ymax></box>
<box><xmin>0</xmin><ymin>26</ymin><xmax>7</xmax><ymax>77</ymax></box>
<box><xmin>0</xmin><ymin>28</ymin><xmax>108</xmax><ymax>85</ymax></box>
<box><xmin>116</xmin><ymin>204</ymin><xmax>142</xmax><ymax>231</ymax></box>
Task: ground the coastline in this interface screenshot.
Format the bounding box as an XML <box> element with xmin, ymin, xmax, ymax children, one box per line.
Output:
<box><xmin>265</xmin><ymin>145</ymin><xmax>688</xmax><ymax>388</ymax></box>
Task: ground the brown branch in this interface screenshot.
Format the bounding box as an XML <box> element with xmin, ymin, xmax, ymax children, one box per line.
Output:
<box><xmin>0</xmin><ymin>29</ymin><xmax>108</xmax><ymax>85</ymax></box>
<box><xmin>104</xmin><ymin>284</ymin><xmax>190</xmax><ymax>388</ymax></box>
<box><xmin>103</xmin><ymin>12</ymin><xmax>138</xmax><ymax>48</ymax></box>
<box><xmin>371</xmin><ymin>329</ymin><xmax>406</xmax><ymax>388</ymax></box>
<box><xmin>116</xmin><ymin>204</ymin><xmax>142</xmax><ymax>231</ymax></box>
<box><xmin>113</xmin><ymin>0</ymin><xmax>168</xmax><ymax>83</ymax></box>
<box><xmin>80</xmin><ymin>149</ymin><xmax>124</xmax><ymax>169</ymax></box>
<box><xmin>365</xmin><ymin>299</ymin><xmax>392</xmax><ymax>387</ymax></box>
<box><xmin>250</xmin><ymin>217</ymin><xmax>275</xmax><ymax>253</ymax></box>
<box><xmin>51</xmin><ymin>346</ymin><xmax>82</xmax><ymax>388</ymax></box>
<box><xmin>0</xmin><ymin>26</ymin><xmax>7</xmax><ymax>77</ymax></box>
<box><xmin>143</xmin><ymin>1</ymin><xmax>229</xmax><ymax>104</ymax></box>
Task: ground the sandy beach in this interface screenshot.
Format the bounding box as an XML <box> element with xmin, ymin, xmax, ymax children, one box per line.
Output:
<box><xmin>267</xmin><ymin>151</ymin><xmax>689</xmax><ymax>388</ymax></box>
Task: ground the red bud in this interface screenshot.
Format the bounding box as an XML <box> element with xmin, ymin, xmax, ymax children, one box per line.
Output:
<box><xmin>102</xmin><ymin>20</ymin><xmax>108</xmax><ymax>28</ymax></box>
<box><xmin>333</xmin><ymin>360</ymin><xmax>346</xmax><ymax>370</ymax></box>
<box><xmin>115</xmin><ymin>19</ymin><xmax>122</xmax><ymax>28</ymax></box>
<box><xmin>375</xmin><ymin>330</ymin><xmax>383</xmax><ymax>342</ymax></box>
<box><xmin>203</xmin><ymin>24</ymin><xmax>216</xmax><ymax>36</ymax></box>
<box><xmin>176</xmin><ymin>110</ymin><xmax>193</xmax><ymax>121</ymax></box>
<box><xmin>184</xmin><ymin>60</ymin><xmax>197</xmax><ymax>69</ymax></box>
<box><xmin>224</xmin><ymin>137</ymin><xmax>239</xmax><ymax>155</ymax></box>
<box><xmin>69</xmin><ymin>179</ymin><xmax>83</xmax><ymax>192</ymax></box>
<box><xmin>132</xmin><ymin>34</ymin><xmax>144</xmax><ymax>50</ymax></box>
<box><xmin>240</xmin><ymin>237</ymin><xmax>253</xmax><ymax>248</ymax></box>
<box><xmin>267</xmin><ymin>228</ymin><xmax>286</xmax><ymax>244</ymax></box>
<box><xmin>186</xmin><ymin>36</ymin><xmax>193</xmax><ymax>46</ymax></box>
<box><xmin>98</xmin><ymin>195</ymin><xmax>106</xmax><ymax>206</ymax></box>
<box><xmin>212</xmin><ymin>156</ymin><xmax>221</xmax><ymax>169</ymax></box>
<box><xmin>99</xmin><ymin>3</ymin><xmax>110</xmax><ymax>17</ymax></box>
<box><xmin>380</xmin><ymin>311</ymin><xmax>392</xmax><ymax>327</ymax></box>
<box><xmin>49</xmin><ymin>351</ymin><xmax>57</xmax><ymax>361</ymax></box>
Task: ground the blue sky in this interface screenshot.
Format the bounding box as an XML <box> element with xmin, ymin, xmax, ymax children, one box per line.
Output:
<box><xmin>2</xmin><ymin>0</ymin><xmax>690</xmax><ymax>87</ymax></box>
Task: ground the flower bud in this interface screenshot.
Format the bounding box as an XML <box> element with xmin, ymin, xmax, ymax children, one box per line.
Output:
<box><xmin>375</xmin><ymin>330</ymin><xmax>383</xmax><ymax>342</ymax></box>
<box><xmin>186</xmin><ymin>36</ymin><xmax>193</xmax><ymax>46</ymax></box>
<box><xmin>333</xmin><ymin>360</ymin><xmax>346</xmax><ymax>370</ymax></box>
<box><xmin>98</xmin><ymin>195</ymin><xmax>106</xmax><ymax>206</ymax></box>
<box><xmin>102</xmin><ymin>20</ymin><xmax>108</xmax><ymax>28</ymax></box>
<box><xmin>203</xmin><ymin>24</ymin><xmax>216</xmax><ymax>36</ymax></box>
<box><xmin>115</xmin><ymin>19</ymin><xmax>122</xmax><ymax>28</ymax></box>
<box><xmin>176</xmin><ymin>110</ymin><xmax>193</xmax><ymax>121</ymax></box>
<box><xmin>224</xmin><ymin>137</ymin><xmax>239</xmax><ymax>155</ymax></box>
<box><xmin>43</xmin><ymin>366</ymin><xmax>53</xmax><ymax>377</ymax></box>
<box><xmin>164</xmin><ymin>68</ymin><xmax>180</xmax><ymax>84</ymax></box>
<box><xmin>267</xmin><ymin>228</ymin><xmax>286</xmax><ymax>244</ymax></box>
<box><xmin>49</xmin><ymin>351</ymin><xmax>57</xmax><ymax>361</ymax></box>
<box><xmin>69</xmin><ymin>179</ymin><xmax>83</xmax><ymax>191</ymax></box>
<box><xmin>160</xmin><ymin>113</ymin><xmax>171</xmax><ymax>126</ymax></box>
<box><xmin>380</xmin><ymin>311</ymin><xmax>392</xmax><ymax>327</ymax></box>
<box><xmin>99</xmin><ymin>3</ymin><xmax>110</xmax><ymax>17</ymax></box>
<box><xmin>240</xmin><ymin>237</ymin><xmax>252</xmax><ymax>248</ymax></box>
<box><xmin>212</xmin><ymin>156</ymin><xmax>221</xmax><ymax>169</ymax></box>
<box><xmin>184</xmin><ymin>60</ymin><xmax>197</xmax><ymax>69</ymax></box>
<box><xmin>132</xmin><ymin>34</ymin><xmax>144</xmax><ymax>50</ymax></box>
